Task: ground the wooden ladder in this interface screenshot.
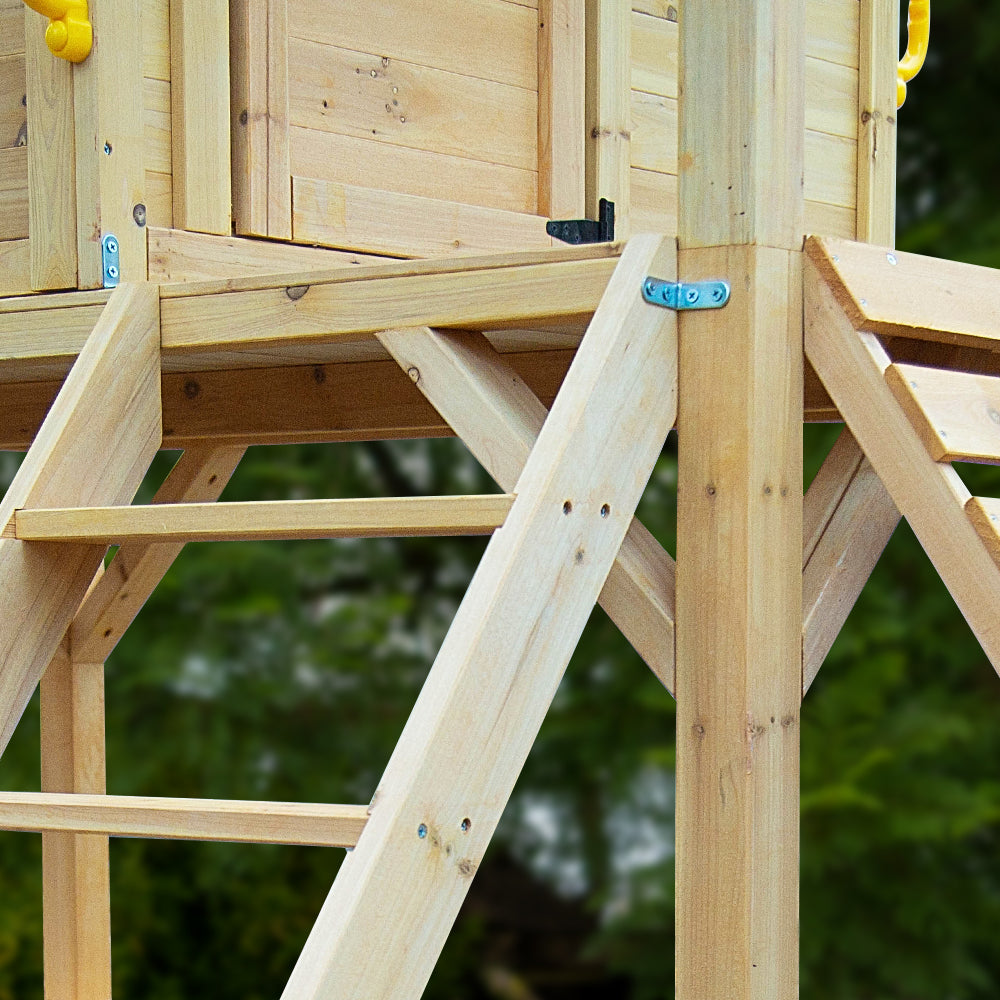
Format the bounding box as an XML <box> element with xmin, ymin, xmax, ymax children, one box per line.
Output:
<box><xmin>806</xmin><ymin>235</ymin><xmax>1000</xmax><ymax>672</ymax></box>
<box><xmin>0</xmin><ymin>234</ymin><xmax>679</xmax><ymax>999</ymax></box>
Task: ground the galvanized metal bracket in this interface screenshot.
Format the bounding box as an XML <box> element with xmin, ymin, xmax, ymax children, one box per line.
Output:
<box><xmin>102</xmin><ymin>233</ymin><xmax>120</xmax><ymax>288</ymax></box>
<box><xmin>642</xmin><ymin>277</ymin><xmax>730</xmax><ymax>311</ymax></box>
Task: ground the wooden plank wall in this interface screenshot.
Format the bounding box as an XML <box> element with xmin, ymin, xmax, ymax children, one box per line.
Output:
<box><xmin>630</xmin><ymin>0</ymin><xmax>859</xmax><ymax>239</ymax></box>
<box><xmin>0</xmin><ymin>0</ymin><xmax>28</xmax><ymax>290</ymax></box>
<box><xmin>144</xmin><ymin>0</ymin><xmax>173</xmax><ymax>229</ymax></box>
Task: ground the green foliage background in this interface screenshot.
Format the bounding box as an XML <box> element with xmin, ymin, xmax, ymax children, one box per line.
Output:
<box><xmin>4</xmin><ymin>3</ymin><xmax>1000</xmax><ymax>996</ymax></box>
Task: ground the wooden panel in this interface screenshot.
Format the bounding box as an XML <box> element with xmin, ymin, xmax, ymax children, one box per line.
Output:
<box><xmin>0</xmin><ymin>239</ymin><xmax>29</xmax><ymax>296</ymax></box>
<box><xmin>40</xmin><ymin>647</ymin><xmax>111</xmax><ymax>1000</ymax></box>
<box><xmin>537</xmin><ymin>0</ymin><xmax>585</xmax><ymax>218</ymax></box>
<box><xmin>289</xmin><ymin>40</ymin><xmax>536</xmax><ymax>174</ymax></box>
<box><xmin>630</xmin><ymin>91</ymin><xmax>676</xmax><ymax>175</ymax></box>
<box><xmin>11</xmin><ymin>495</ymin><xmax>515</xmax><ymax>543</ymax></box>
<box><xmin>630</xmin><ymin>166</ymin><xmax>676</xmax><ymax>234</ymax></box>
<box><xmin>288</xmin><ymin>0</ymin><xmax>537</xmax><ymax>91</ymax></box>
<box><xmin>292</xmin><ymin>177</ymin><xmax>553</xmax><ymax>258</ymax></box>
<box><xmin>631</xmin><ymin>11</ymin><xmax>676</xmax><ymax>98</ymax></box>
<box><xmin>804</xmin><ymin>198</ymin><xmax>855</xmax><ymax>239</ymax></box>
<box><xmin>886</xmin><ymin>363</ymin><xmax>1000</xmax><ymax>464</ymax></box>
<box><xmin>806</xmin><ymin>56</ymin><xmax>858</xmax><ymax>140</ymax></box>
<box><xmin>25</xmin><ymin>8</ymin><xmax>76</xmax><ymax>290</ymax></box>
<box><xmin>0</xmin><ymin>53</ymin><xmax>26</xmax><ymax>148</ymax></box>
<box><xmin>289</xmin><ymin>126</ymin><xmax>537</xmax><ymax>216</ymax></box>
<box><xmin>143</xmin><ymin>0</ymin><xmax>170</xmax><ymax>82</ymax></box>
<box><xmin>0</xmin><ymin>144</ymin><xmax>27</xmax><ymax>239</ymax></box>
<box><xmin>806</xmin><ymin>0</ymin><xmax>859</xmax><ymax>68</ymax></box>
<box><xmin>0</xmin><ymin>284</ymin><xmax>160</xmax><ymax>754</ymax></box>
<box><xmin>148</xmin><ymin>227</ymin><xmax>382</xmax><ymax>283</ymax></box>
<box><xmin>282</xmin><ymin>233</ymin><xmax>676</xmax><ymax>1000</ymax></box>
<box><xmin>170</xmin><ymin>0</ymin><xmax>231</xmax><ymax>234</ymax></box>
<box><xmin>73</xmin><ymin>0</ymin><xmax>147</xmax><ymax>285</ymax></box>
<box><xmin>809</xmin><ymin>236</ymin><xmax>1000</xmax><ymax>349</ymax></box>
<box><xmin>143</xmin><ymin>78</ymin><xmax>172</xmax><ymax>174</ymax></box>
<box><xmin>0</xmin><ymin>5</ymin><xmax>25</xmax><ymax>61</ymax></box>
<box><xmin>144</xmin><ymin>170</ymin><xmax>173</xmax><ymax>229</ymax></box>
<box><xmin>805</xmin><ymin>131</ymin><xmax>856</xmax><ymax>209</ymax></box>
<box><xmin>0</xmin><ymin>792</ymin><xmax>369</xmax><ymax>847</ymax></box>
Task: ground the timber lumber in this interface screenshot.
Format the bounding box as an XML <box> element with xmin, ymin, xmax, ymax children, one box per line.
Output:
<box><xmin>965</xmin><ymin>497</ymin><xmax>1000</xmax><ymax>568</ymax></box>
<box><xmin>9</xmin><ymin>495</ymin><xmax>514</xmax><ymax>544</ymax></box>
<box><xmin>40</xmin><ymin>643</ymin><xmax>110</xmax><ymax>1000</ymax></box>
<box><xmin>0</xmin><ymin>792</ymin><xmax>368</xmax><ymax>847</ymax></box>
<box><xmin>802</xmin><ymin>428</ymin><xmax>898</xmax><ymax>692</ymax></box>
<box><xmin>282</xmin><ymin>235</ymin><xmax>677</xmax><ymax>1000</ymax></box>
<box><xmin>376</xmin><ymin>326</ymin><xmax>677</xmax><ymax>693</ymax></box>
<box><xmin>0</xmin><ymin>284</ymin><xmax>160</xmax><ymax>756</ymax></box>
<box><xmin>805</xmin><ymin>239</ymin><xmax>1000</xmax><ymax>672</ymax></box>
<box><xmin>71</xmin><ymin>446</ymin><xmax>246</xmax><ymax>663</ymax></box>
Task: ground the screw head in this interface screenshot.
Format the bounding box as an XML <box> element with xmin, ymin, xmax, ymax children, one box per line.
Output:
<box><xmin>684</xmin><ymin>287</ymin><xmax>700</xmax><ymax>305</ymax></box>
<box><xmin>106</xmin><ymin>264</ymin><xmax>119</xmax><ymax>280</ymax></box>
<box><xmin>417</xmin><ymin>823</ymin><xmax>428</xmax><ymax>839</ymax></box>
<box><xmin>887</xmin><ymin>253</ymin><xmax>898</xmax><ymax>266</ymax></box>
<box><xmin>105</xmin><ymin>237</ymin><xmax>118</xmax><ymax>254</ymax></box>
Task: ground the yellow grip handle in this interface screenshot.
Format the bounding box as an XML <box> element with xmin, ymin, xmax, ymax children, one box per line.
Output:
<box><xmin>897</xmin><ymin>0</ymin><xmax>930</xmax><ymax>108</ymax></box>
<box><xmin>21</xmin><ymin>0</ymin><xmax>92</xmax><ymax>63</ymax></box>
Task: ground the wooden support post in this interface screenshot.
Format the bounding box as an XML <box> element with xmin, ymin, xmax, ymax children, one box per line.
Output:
<box><xmin>72</xmin><ymin>0</ymin><xmax>147</xmax><ymax>286</ymax></box>
<box><xmin>538</xmin><ymin>0</ymin><xmax>586</xmax><ymax>219</ymax></box>
<box><xmin>282</xmin><ymin>235</ymin><xmax>677</xmax><ymax>1000</ymax></box>
<box><xmin>674</xmin><ymin>2</ymin><xmax>804</xmax><ymax>998</ymax></box>
<box><xmin>40</xmin><ymin>642</ymin><xmax>111</xmax><ymax>1000</ymax></box>
<box><xmin>0</xmin><ymin>283</ymin><xmax>160</xmax><ymax>755</ymax></box>
<box><xmin>25</xmin><ymin>7</ymin><xmax>78</xmax><ymax>290</ymax></box>
<box><xmin>170</xmin><ymin>0</ymin><xmax>233</xmax><ymax>235</ymax></box>
<box><xmin>585</xmin><ymin>0</ymin><xmax>630</xmax><ymax>237</ymax></box>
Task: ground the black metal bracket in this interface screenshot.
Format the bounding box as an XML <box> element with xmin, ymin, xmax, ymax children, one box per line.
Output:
<box><xmin>546</xmin><ymin>198</ymin><xmax>615</xmax><ymax>245</ymax></box>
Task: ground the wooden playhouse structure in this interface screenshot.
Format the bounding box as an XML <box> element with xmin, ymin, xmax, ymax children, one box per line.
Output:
<box><xmin>4</xmin><ymin>0</ymin><xmax>1000</xmax><ymax>997</ymax></box>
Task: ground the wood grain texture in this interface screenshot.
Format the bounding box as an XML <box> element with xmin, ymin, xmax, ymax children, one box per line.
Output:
<box><xmin>886</xmin><ymin>362</ymin><xmax>1000</xmax><ymax>464</ymax></box>
<box><xmin>0</xmin><ymin>239</ymin><xmax>30</xmax><ymax>296</ymax></box>
<box><xmin>170</xmin><ymin>0</ymin><xmax>232</xmax><ymax>234</ymax></box>
<box><xmin>537</xmin><ymin>0</ymin><xmax>585</xmax><ymax>218</ymax></box>
<box><xmin>39</xmin><ymin>645</ymin><xmax>111</xmax><ymax>1000</ymax></box>
<box><xmin>291</xmin><ymin>178</ymin><xmax>553</xmax><ymax>258</ymax></box>
<box><xmin>377</xmin><ymin>326</ymin><xmax>677</xmax><ymax>692</ymax></box>
<box><xmin>14</xmin><ymin>495</ymin><xmax>514</xmax><ymax>543</ymax></box>
<box><xmin>282</xmin><ymin>235</ymin><xmax>677</xmax><ymax>1000</ymax></box>
<box><xmin>0</xmin><ymin>283</ymin><xmax>160</xmax><ymax>755</ymax></box>
<box><xmin>267</xmin><ymin>0</ymin><xmax>291</xmax><ymax>238</ymax></box>
<box><xmin>0</xmin><ymin>145</ymin><xmax>28</xmax><ymax>239</ymax></box>
<box><xmin>0</xmin><ymin>792</ymin><xmax>369</xmax><ymax>846</ymax></box>
<box><xmin>230</xmin><ymin>0</ymin><xmax>268</xmax><ymax>235</ymax></box>
<box><xmin>805</xmin><ymin>257</ymin><xmax>1000</xmax><ymax>672</ymax></box>
<box><xmin>25</xmin><ymin>8</ymin><xmax>76</xmax><ymax>290</ymax></box>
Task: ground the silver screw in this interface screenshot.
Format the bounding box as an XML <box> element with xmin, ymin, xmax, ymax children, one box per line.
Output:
<box><xmin>417</xmin><ymin>823</ymin><xmax>428</xmax><ymax>839</ymax></box>
<box><xmin>887</xmin><ymin>253</ymin><xmax>898</xmax><ymax>266</ymax></box>
<box><xmin>860</xmin><ymin>299</ymin><xmax>868</xmax><ymax>308</ymax></box>
<box><xmin>107</xmin><ymin>265</ymin><xmax>119</xmax><ymax>280</ymax></box>
<box><xmin>105</xmin><ymin>237</ymin><xmax>118</xmax><ymax>254</ymax></box>
<box><xmin>684</xmin><ymin>287</ymin><xmax>700</xmax><ymax>305</ymax></box>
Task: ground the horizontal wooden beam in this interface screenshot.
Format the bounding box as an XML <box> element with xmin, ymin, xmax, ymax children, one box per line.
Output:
<box><xmin>7</xmin><ymin>495</ymin><xmax>514</xmax><ymax>544</ymax></box>
<box><xmin>0</xmin><ymin>792</ymin><xmax>368</xmax><ymax>847</ymax></box>
<box><xmin>808</xmin><ymin>236</ymin><xmax>1000</xmax><ymax>350</ymax></box>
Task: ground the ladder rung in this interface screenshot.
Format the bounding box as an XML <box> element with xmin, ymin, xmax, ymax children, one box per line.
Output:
<box><xmin>0</xmin><ymin>792</ymin><xmax>368</xmax><ymax>847</ymax></box>
<box><xmin>3</xmin><ymin>495</ymin><xmax>514</xmax><ymax>544</ymax></box>
<box><xmin>886</xmin><ymin>362</ymin><xmax>1000</xmax><ymax>464</ymax></box>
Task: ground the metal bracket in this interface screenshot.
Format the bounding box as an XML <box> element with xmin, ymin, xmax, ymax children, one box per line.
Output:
<box><xmin>642</xmin><ymin>277</ymin><xmax>730</xmax><ymax>311</ymax></box>
<box><xmin>546</xmin><ymin>198</ymin><xmax>615</xmax><ymax>245</ymax></box>
<box><xmin>102</xmin><ymin>233</ymin><xmax>120</xmax><ymax>288</ymax></box>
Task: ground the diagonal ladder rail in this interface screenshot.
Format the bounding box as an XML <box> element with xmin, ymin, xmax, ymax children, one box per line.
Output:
<box><xmin>282</xmin><ymin>234</ymin><xmax>679</xmax><ymax>1000</ymax></box>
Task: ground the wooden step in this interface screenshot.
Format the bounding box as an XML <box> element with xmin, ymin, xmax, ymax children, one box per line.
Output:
<box><xmin>886</xmin><ymin>362</ymin><xmax>1000</xmax><ymax>464</ymax></box>
<box><xmin>4</xmin><ymin>495</ymin><xmax>514</xmax><ymax>544</ymax></box>
<box><xmin>0</xmin><ymin>792</ymin><xmax>368</xmax><ymax>847</ymax></box>
<box><xmin>965</xmin><ymin>497</ymin><xmax>1000</xmax><ymax>568</ymax></box>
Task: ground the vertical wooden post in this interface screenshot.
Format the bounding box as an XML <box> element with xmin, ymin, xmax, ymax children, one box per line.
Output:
<box><xmin>585</xmin><ymin>0</ymin><xmax>630</xmax><ymax>238</ymax></box>
<box><xmin>857</xmin><ymin>0</ymin><xmax>899</xmax><ymax>245</ymax></box>
<box><xmin>24</xmin><ymin>8</ymin><xmax>78</xmax><ymax>290</ymax></box>
<box><xmin>674</xmin><ymin>2</ymin><xmax>804</xmax><ymax>999</ymax></box>
<box><xmin>40</xmin><ymin>642</ymin><xmax>111</xmax><ymax>1000</ymax></box>
<box><xmin>73</xmin><ymin>0</ymin><xmax>147</xmax><ymax>286</ymax></box>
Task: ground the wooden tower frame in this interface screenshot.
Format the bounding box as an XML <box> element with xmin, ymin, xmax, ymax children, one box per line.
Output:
<box><xmin>5</xmin><ymin>1</ymin><xmax>997</xmax><ymax>998</ymax></box>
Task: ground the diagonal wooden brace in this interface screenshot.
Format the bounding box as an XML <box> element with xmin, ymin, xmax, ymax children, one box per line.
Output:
<box><xmin>282</xmin><ymin>234</ymin><xmax>678</xmax><ymax>1000</ymax></box>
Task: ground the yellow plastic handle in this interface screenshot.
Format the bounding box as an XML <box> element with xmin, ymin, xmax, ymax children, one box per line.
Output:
<box><xmin>21</xmin><ymin>0</ymin><xmax>92</xmax><ymax>63</ymax></box>
<box><xmin>897</xmin><ymin>0</ymin><xmax>930</xmax><ymax>108</ymax></box>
